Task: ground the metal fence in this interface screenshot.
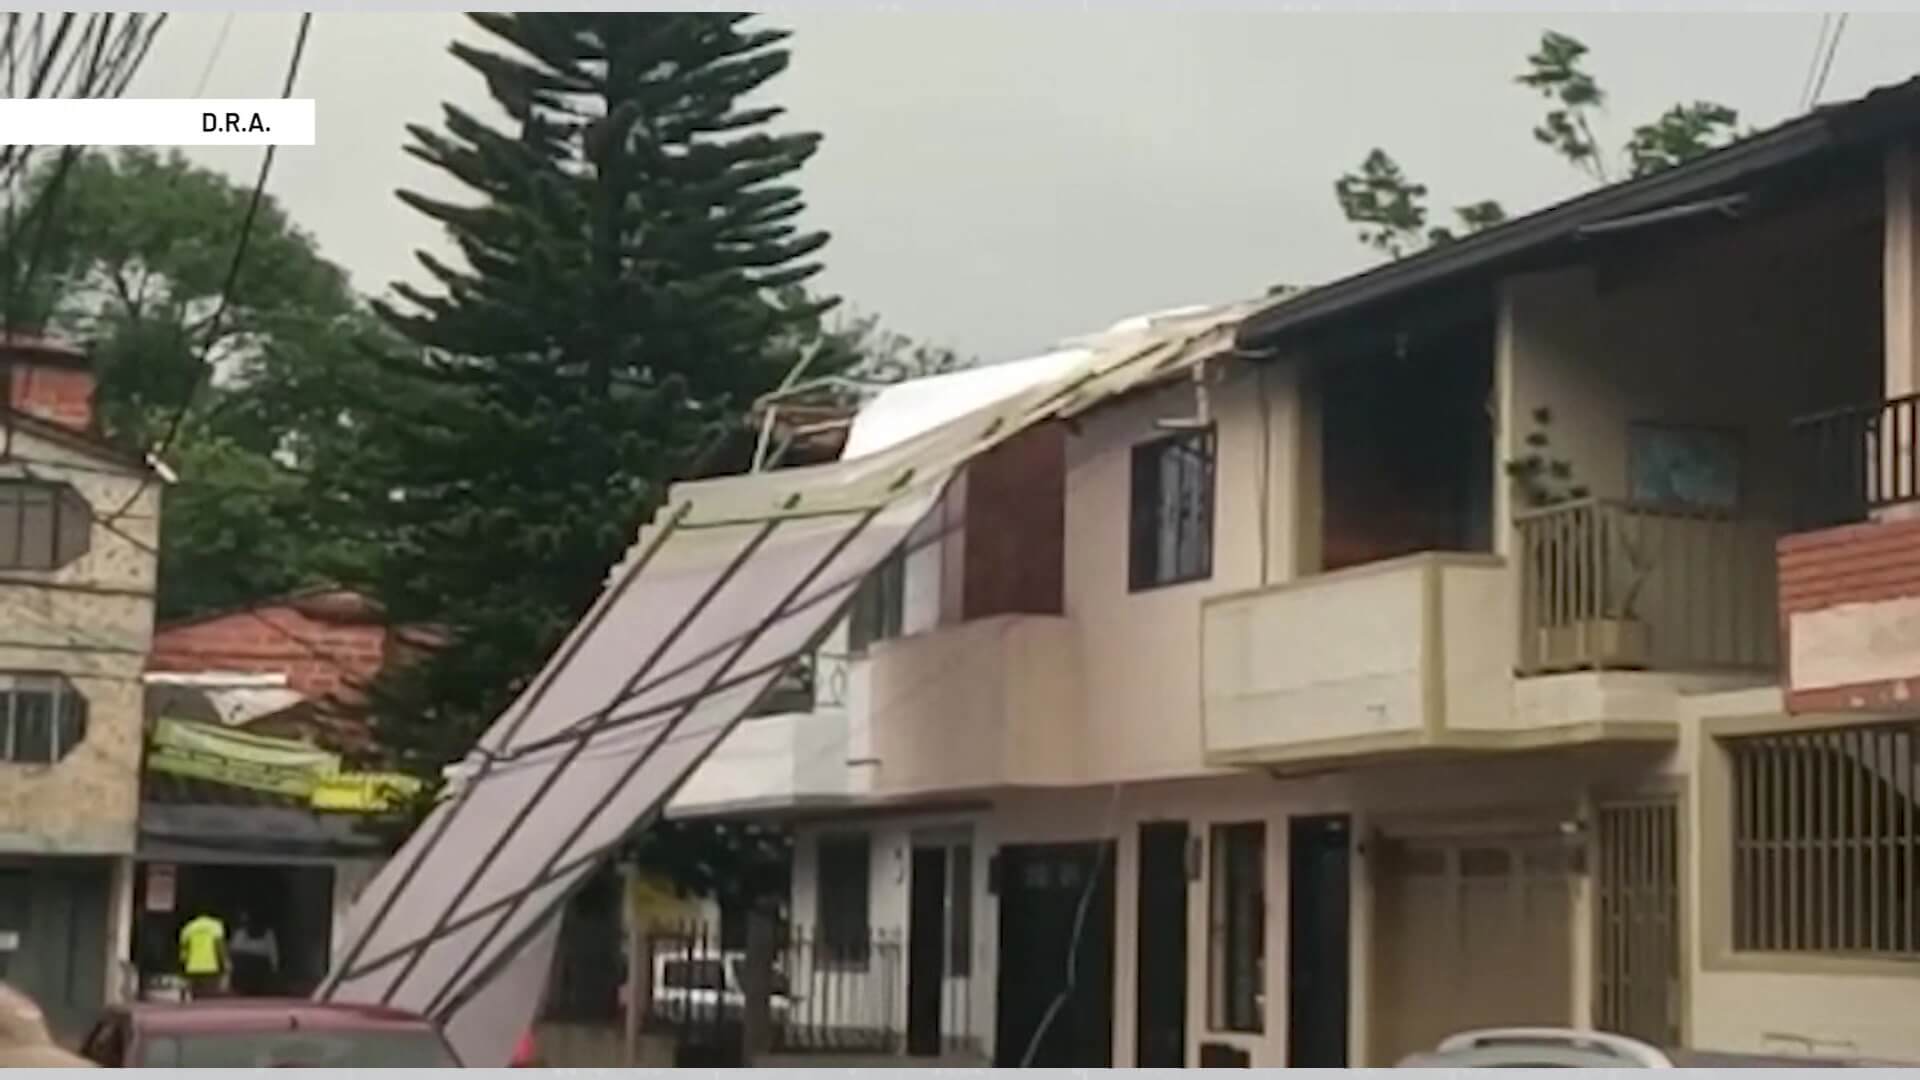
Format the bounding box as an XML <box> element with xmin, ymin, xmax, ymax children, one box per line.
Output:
<box><xmin>1593</xmin><ymin>799</ymin><xmax>1681</xmax><ymax>1049</ymax></box>
<box><xmin>1727</xmin><ymin>722</ymin><xmax>1920</xmax><ymax>957</ymax></box>
<box><xmin>1515</xmin><ymin>497</ymin><xmax>1780</xmax><ymax>675</ymax></box>
<box><xmin>637</xmin><ymin>920</ymin><xmax>947</xmax><ymax>1056</ymax></box>
<box><xmin>1789</xmin><ymin>392</ymin><xmax>1920</xmax><ymax>530</ymax></box>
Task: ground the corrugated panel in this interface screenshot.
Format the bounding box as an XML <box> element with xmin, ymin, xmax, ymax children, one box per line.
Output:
<box><xmin>315</xmin><ymin>302</ymin><xmax>1255</xmax><ymax>1065</ymax></box>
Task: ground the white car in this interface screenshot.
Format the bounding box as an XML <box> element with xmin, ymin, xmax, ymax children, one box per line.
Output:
<box><xmin>630</xmin><ymin>950</ymin><xmax>792</xmax><ymax>1027</ymax></box>
<box><xmin>1397</xmin><ymin>1028</ymin><xmax>1906</xmax><ymax>1068</ymax></box>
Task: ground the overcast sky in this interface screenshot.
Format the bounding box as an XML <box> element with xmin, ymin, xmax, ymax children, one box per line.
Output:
<box><xmin>124</xmin><ymin>12</ymin><xmax>1920</xmax><ymax>362</ymax></box>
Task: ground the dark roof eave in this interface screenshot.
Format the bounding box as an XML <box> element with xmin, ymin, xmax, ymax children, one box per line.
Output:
<box><xmin>1236</xmin><ymin>97</ymin><xmax>1883</xmax><ymax>350</ymax></box>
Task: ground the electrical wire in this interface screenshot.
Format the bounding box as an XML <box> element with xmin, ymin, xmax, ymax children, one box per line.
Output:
<box><xmin>98</xmin><ymin>12</ymin><xmax>313</xmax><ymax>531</ymax></box>
<box><xmin>1797</xmin><ymin>15</ymin><xmax>1833</xmax><ymax>114</ymax></box>
<box><xmin>192</xmin><ymin>12</ymin><xmax>234</xmax><ymax>97</ymax></box>
<box><xmin>1801</xmin><ymin>12</ymin><xmax>1849</xmax><ymax>112</ymax></box>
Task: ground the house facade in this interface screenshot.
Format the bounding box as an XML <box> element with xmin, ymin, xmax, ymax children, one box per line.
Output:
<box><xmin>0</xmin><ymin>335</ymin><xmax>161</xmax><ymax>1038</ymax></box>
<box><xmin>133</xmin><ymin>589</ymin><xmax>405</xmax><ymax>999</ymax></box>
<box><xmin>668</xmin><ymin>79</ymin><xmax>1920</xmax><ymax>1067</ymax></box>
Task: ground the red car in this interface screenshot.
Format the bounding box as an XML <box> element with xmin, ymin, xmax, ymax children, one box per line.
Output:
<box><xmin>75</xmin><ymin>999</ymin><xmax>460</xmax><ymax>1068</ymax></box>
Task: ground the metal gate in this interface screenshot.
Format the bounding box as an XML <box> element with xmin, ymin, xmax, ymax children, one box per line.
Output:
<box><xmin>1593</xmin><ymin>800</ymin><xmax>1680</xmax><ymax>1047</ymax></box>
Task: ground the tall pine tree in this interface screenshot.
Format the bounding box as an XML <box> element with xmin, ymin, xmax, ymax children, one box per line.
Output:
<box><xmin>335</xmin><ymin>13</ymin><xmax>834</xmax><ymax>779</ymax></box>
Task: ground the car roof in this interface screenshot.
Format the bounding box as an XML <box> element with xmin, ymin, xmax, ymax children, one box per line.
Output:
<box><xmin>120</xmin><ymin>999</ymin><xmax>439</xmax><ymax>1035</ymax></box>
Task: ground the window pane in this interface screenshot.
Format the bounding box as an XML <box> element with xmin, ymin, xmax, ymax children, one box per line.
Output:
<box><xmin>55</xmin><ymin>487</ymin><xmax>91</xmax><ymax>566</ymax></box>
<box><xmin>0</xmin><ymin>487</ymin><xmax>19</xmax><ymax>567</ymax></box>
<box><xmin>0</xmin><ymin>676</ymin><xmax>86</xmax><ymax>764</ymax></box>
<box><xmin>54</xmin><ymin>687</ymin><xmax>85</xmax><ymax>760</ymax></box>
<box><xmin>1208</xmin><ymin>822</ymin><xmax>1264</xmax><ymax>1033</ymax></box>
<box><xmin>948</xmin><ymin>844</ymin><xmax>973</xmax><ymax>976</ymax></box>
<box><xmin>848</xmin><ymin>551</ymin><xmax>905</xmax><ymax>653</ymax></box>
<box><xmin>16</xmin><ymin>487</ymin><xmax>54</xmax><ymax>569</ymax></box>
<box><xmin>1129</xmin><ymin>429</ymin><xmax>1215</xmax><ymax>591</ymax></box>
<box><xmin>10</xmin><ymin>689</ymin><xmax>53</xmax><ymax>764</ymax></box>
<box><xmin>817</xmin><ymin>833</ymin><xmax>871</xmax><ymax>968</ymax></box>
<box><xmin>1728</xmin><ymin>723</ymin><xmax>1919</xmax><ymax>957</ymax></box>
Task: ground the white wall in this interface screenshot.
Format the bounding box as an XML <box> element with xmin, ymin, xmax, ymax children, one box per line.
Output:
<box><xmin>790</xmin><ymin>813</ymin><xmax>992</xmax><ymax>1053</ymax></box>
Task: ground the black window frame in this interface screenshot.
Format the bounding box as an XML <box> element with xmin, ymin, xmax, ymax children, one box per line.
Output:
<box><xmin>1128</xmin><ymin>426</ymin><xmax>1217</xmax><ymax>592</ymax></box>
<box><xmin>0</xmin><ymin>480</ymin><xmax>91</xmax><ymax>572</ymax></box>
<box><xmin>816</xmin><ymin>831</ymin><xmax>872</xmax><ymax>970</ymax></box>
<box><xmin>1207</xmin><ymin>821</ymin><xmax>1265</xmax><ymax>1034</ymax></box>
<box><xmin>0</xmin><ymin>672</ymin><xmax>89</xmax><ymax>765</ymax></box>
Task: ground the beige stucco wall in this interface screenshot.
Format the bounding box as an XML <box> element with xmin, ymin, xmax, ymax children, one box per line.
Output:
<box><xmin>865</xmin><ymin>614</ymin><xmax>1081</xmax><ymax>795</ymax></box>
<box><xmin>0</xmin><ymin>428</ymin><xmax>158</xmax><ymax>855</ymax></box>
<box><xmin>1061</xmin><ymin>365</ymin><xmax>1299</xmax><ymax>783</ymax></box>
<box><xmin>980</xmin><ymin>748</ymin><xmax>1666</xmax><ymax>1067</ymax></box>
<box><xmin>1679</xmin><ymin>687</ymin><xmax>1920</xmax><ymax>1061</ymax></box>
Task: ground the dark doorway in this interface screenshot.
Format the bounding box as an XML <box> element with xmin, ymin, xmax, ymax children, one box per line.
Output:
<box><xmin>993</xmin><ymin>842</ymin><xmax>1115</xmax><ymax>1067</ymax></box>
<box><xmin>1317</xmin><ymin>309</ymin><xmax>1495</xmax><ymax>572</ymax></box>
<box><xmin>132</xmin><ymin>862</ymin><xmax>334</xmax><ymax>999</ymax></box>
<box><xmin>907</xmin><ymin>846</ymin><xmax>949</xmax><ymax>1056</ymax></box>
<box><xmin>0</xmin><ymin>860</ymin><xmax>109</xmax><ymax>1041</ymax></box>
<box><xmin>1134</xmin><ymin>822</ymin><xmax>1189</xmax><ymax>1067</ymax></box>
<box><xmin>1287</xmin><ymin>815</ymin><xmax>1351</xmax><ymax>1067</ymax></box>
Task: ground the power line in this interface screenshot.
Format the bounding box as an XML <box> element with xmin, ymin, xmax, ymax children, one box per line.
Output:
<box><xmin>1797</xmin><ymin>15</ymin><xmax>1833</xmax><ymax>114</ymax></box>
<box><xmin>1800</xmin><ymin>12</ymin><xmax>1849</xmax><ymax>113</ymax></box>
<box><xmin>1809</xmin><ymin>13</ymin><xmax>1849</xmax><ymax>110</ymax></box>
<box><xmin>192</xmin><ymin>12</ymin><xmax>233</xmax><ymax>97</ymax></box>
<box><xmin>99</xmin><ymin>12</ymin><xmax>313</xmax><ymax>531</ymax></box>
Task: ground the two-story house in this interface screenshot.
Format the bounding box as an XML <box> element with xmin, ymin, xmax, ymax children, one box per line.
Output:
<box><xmin>0</xmin><ymin>334</ymin><xmax>161</xmax><ymax>1037</ymax></box>
<box><xmin>666</xmin><ymin>75</ymin><xmax>1920</xmax><ymax>1069</ymax></box>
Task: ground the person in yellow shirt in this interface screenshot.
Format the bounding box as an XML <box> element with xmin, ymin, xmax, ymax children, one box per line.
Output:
<box><xmin>177</xmin><ymin>911</ymin><xmax>228</xmax><ymax>1000</ymax></box>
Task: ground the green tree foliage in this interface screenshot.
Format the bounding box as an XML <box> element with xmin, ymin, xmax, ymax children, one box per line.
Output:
<box><xmin>1334</xmin><ymin>30</ymin><xmax>1744</xmax><ymax>260</ymax></box>
<box><xmin>1333</xmin><ymin>149</ymin><xmax>1431</xmax><ymax>259</ymax></box>
<box><xmin>1516</xmin><ymin>30</ymin><xmax>1610</xmax><ymax>185</ymax></box>
<box><xmin>332</xmin><ymin>12</ymin><xmax>835</xmax><ymax>791</ymax></box>
<box><xmin>1625</xmin><ymin>101</ymin><xmax>1743</xmax><ymax>178</ymax></box>
<box><xmin>330</xmin><ymin>13</ymin><xmax>856</xmax><ymax>904</ymax></box>
<box><xmin>2</xmin><ymin>148</ymin><xmax>384</xmax><ymax>616</ymax></box>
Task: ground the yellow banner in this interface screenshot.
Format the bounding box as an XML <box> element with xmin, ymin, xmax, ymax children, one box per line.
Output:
<box><xmin>148</xmin><ymin>717</ymin><xmax>339</xmax><ymax>798</ymax></box>
<box><xmin>311</xmin><ymin>772</ymin><xmax>423</xmax><ymax>813</ymax></box>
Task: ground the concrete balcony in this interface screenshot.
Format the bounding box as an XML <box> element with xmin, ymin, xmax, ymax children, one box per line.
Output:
<box><xmin>667</xmin><ymin>702</ymin><xmax>853</xmax><ymax>818</ymax></box>
<box><xmin>865</xmin><ymin>614</ymin><xmax>1081</xmax><ymax>797</ymax></box>
<box><xmin>1201</xmin><ymin>550</ymin><xmax>1721</xmax><ymax>769</ymax></box>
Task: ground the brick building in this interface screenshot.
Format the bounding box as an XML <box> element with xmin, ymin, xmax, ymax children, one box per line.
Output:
<box><xmin>133</xmin><ymin>588</ymin><xmax>412</xmax><ymax>1001</ymax></box>
<box><xmin>0</xmin><ymin>334</ymin><xmax>162</xmax><ymax>1038</ymax></box>
<box><xmin>147</xmin><ymin>587</ymin><xmax>395</xmax><ymax>752</ymax></box>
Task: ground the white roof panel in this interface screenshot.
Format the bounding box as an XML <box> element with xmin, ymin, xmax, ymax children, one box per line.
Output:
<box><xmin>315</xmin><ymin>299</ymin><xmax>1256</xmax><ymax>1065</ymax></box>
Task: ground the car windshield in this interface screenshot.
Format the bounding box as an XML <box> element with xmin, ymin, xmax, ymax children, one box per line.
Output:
<box><xmin>139</xmin><ymin>1029</ymin><xmax>457</xmax><ymax>1068</ymax></box>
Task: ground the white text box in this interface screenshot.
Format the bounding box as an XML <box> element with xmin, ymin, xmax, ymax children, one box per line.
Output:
<box><xmin>0</xmin><ymin>99</ymin><xmax>314</xmax><ymax>146</ymax></box>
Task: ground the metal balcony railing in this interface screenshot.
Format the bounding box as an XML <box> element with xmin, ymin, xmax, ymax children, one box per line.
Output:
<box><xmin>1790</xmin><ymin>393</ymin><xmax>1920</xmax><ymax>530</ymax></box>
<box><xmin>1515</xmin><ymin>498</ymin><xmax>1780</xmax><ymax>675</ymax></box>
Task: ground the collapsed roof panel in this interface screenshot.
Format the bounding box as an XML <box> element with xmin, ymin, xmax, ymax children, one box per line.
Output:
<box><xmin>314</xmin><ymin>300</ymin><xmax>1256</xmax><ymax>1066</ymax></box>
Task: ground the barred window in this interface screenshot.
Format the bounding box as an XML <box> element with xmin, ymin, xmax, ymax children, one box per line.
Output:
<box><xmin>1129</xmin><ymin>428</ymin><xmax>1215</xmax><ymax>591</ymax></box>
<box><xmin>0</xmin><ymin>481</ymin><xmax>90</xmax><ymax>571</ymax></box>
<box><xmin>1727</xmin><ymin>722</ymin><xmax>1920</xmax><ymax>957</ymax></box>
<box><xmin>0</xmin><ymin>673</ymin><xmax>89</xmax><ymax>764</ymax></box>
